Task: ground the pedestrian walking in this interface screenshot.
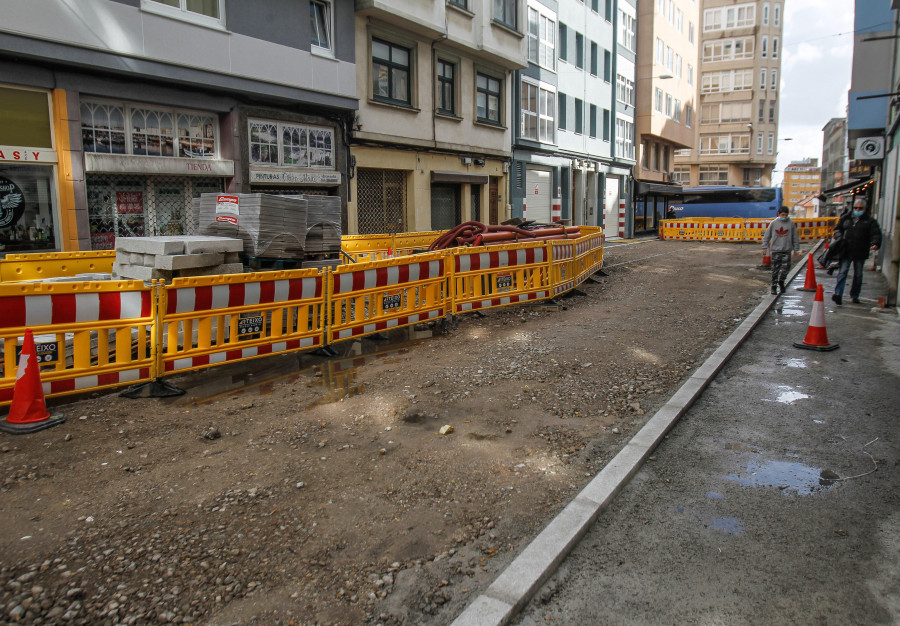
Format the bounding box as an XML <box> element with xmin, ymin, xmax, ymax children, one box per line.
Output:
<box><xmin>831</xmin><ymin>195</ymin><xmax>882</xmax><ymax>305</ymax></box>
<box><xmin>761</xmin><ymin>206</ymin><xmax>801</xmax><ymax>294</ymax></box>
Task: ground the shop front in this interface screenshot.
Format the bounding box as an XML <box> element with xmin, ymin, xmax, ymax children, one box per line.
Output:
<box><xmin>0</xmin><ymin>85</ymin><xmax>60</xmax><ymax>255</ymax></box>
<box><xmin>633</xmin><ymin>179</ymin><xmax>683</xmax><ymax>236</ymax></box>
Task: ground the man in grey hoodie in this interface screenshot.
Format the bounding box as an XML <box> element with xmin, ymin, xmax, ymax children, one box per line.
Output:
<box><xmin>761</xmin><ymin>206</ymin><xmax>801</xmax><ymax>294</ymax></box>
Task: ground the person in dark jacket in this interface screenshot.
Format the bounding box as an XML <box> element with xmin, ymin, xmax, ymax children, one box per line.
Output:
<box><xmin>831</xmin><ymin>196</ymin><xmax>882</xmax><ymax>305</ymax></box>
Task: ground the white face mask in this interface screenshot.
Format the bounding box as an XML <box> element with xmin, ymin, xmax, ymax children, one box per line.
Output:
<box><xmin>779</xmin><ymin>215</ymin><xmax>790</xmax><ymax>221</ymax></box>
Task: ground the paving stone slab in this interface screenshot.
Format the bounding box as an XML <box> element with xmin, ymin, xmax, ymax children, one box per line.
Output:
<box><xmin>154</xmin><ymin>253</ymin><xmax>226</xmax><ymax>270</ymax></box>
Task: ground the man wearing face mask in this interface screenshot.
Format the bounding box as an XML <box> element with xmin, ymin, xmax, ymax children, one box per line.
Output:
<box><xmin>761</xmin><ymin>206</ymin><xmax>801</xmax><ymax>294</ymax></box>
<box><xmin>831</xmin><ymin>195</ymin><xmax>882</xmax><ymax>305</ymax></box>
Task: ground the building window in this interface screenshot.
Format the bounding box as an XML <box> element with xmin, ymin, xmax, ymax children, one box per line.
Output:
<box><xmin>372</xmin><ymin>39</ymin><xmax>411</xmax><ymax>106</ymax></box>
<box><xmin>689</xmin><ymin>22</ymin><xmax>695</xmax><ymax>44</ymax></box>
<box><xmin>616</xmin><ymin>118</ymin><xmax>634</xmax><ymax>159</ymax></box>
<box><xmin>310</xmin><ymin>1</ymin><xmax>333</xmax><ymax>53</ymax></box>
<box><xmin>494</xmin><ymin>0</ymin><xmax>516</xmax><ymax>29</ymax></box>
<box><xmin>701</xmin><ymin>70</ymin><xmax>753</xmax><ymax>94</ymax></box>
<box><xmin>604</xmin><ymin>49</ymin><xmax>612</xmax><ymax>82</ymax></box>
<box><xmin>527</xmin><ymin>7</ymin><xmax>556</xmax><ymax>70</ymax></box>
<box><xmin>641</xmin><ymin>139</ymin><xmax>649</xmax><ymax>167</ymax></box>
<box><xmin>559</xmin><ymin>23</ymin><xmax>568</xmax><ymax>62</ymax></box>
<box><xmin>82</xmin><ymin>100</ymin><xmax>217</xmax><ymax>159</ymax></box>
<box><xmin>249</xmin><ymin>119</ymin><xmax>334</xmax><ymax>168</ymax></box>
<box><xmin>700</xmin><ymin>134</ymin><xmax>750</xmax><ymax>155</ymax></box>
<box><xmin>448</xmin><ymin>0</ymin><xmax>468</xmax><ymax>9</ymax></box>
<box><xmin>760</xmin><ymin>68</ymin><xmax>767</xmax><ymax>90</ymax></box>
<box><xmin>768</xmin><ymin>100</ymin><xmax>776</xmax><ymax>123</ymax></box>
<box><xmin>675</xmin><ymin>53</ymin><xmax>682</xmax><ymax>78</ymax></box>
<box><xmin>673</xmin><ymin>99</ymin><xmax>682</xmax><ymax>123</ymax></box>
<box><xmin>477</xmin><ymin>73</ymin><xmax>503</xmax><ymax>125</ymax></box>
<box><xmin>772</xmin><ymin>37</ymin><xmax>779</xmax><ymax>58</ymax></box>
<box><xmin>558</xmin><ymin>92</ymin><xmax>567</xmax><ymax>130</ymax></box>
<box><xmin>656</xmin><ymin>38</ymin><xmax>665</xmax><ymax>65</ymax></box>
<box><xmin>688</xmin><ymin>64</ymin><xmax>694</xmax><ymax>85</ymax></box>
<box><xmin>677</xmin><ymin>8</ymin><xmax>683</xmax><ymax>32</ymax></box>
<box><xmin>590</xmin><ymin>42</ymin><xmax>598</xmax><ymax>76</ymax></box>
<box><xmin>620</xmin><ymin>11</ymin><xmax>636</xmax><ymax>52</ymax></box>
<box><xmin>699</xmin><ymin>165</ymin><xmax>728</xmax><ymax>185</ymax></box>
<box><xmin>704</xmin><ymin>3</ymin><xmax>755</xmax><ymax>31</ymax></box>
<box><xmin>142</xmin><ymin>0</ymin><xmax>223</xmax><ymax>27</ymax></box>
<box><xmin>576</xmin><ymin>32</ymin><xmax>584</xmax><ymax>69</ymax></box>
<box><xmin>774</xmin><ymin>3</ymin><xmax>781</xmax><ymax>26</ymax></box>
<box><xmin>757</xmin><ymin>133</ymin><xmax>764</xmax><ymax>154</ymax></box>
<box><xmin>767</xmin><ymin>132</ymin><xmax>775</xmax><ymax>154</ymax></box>
<box><xmin>685</xmin><ymin>105</ymin><xmax>692</xmax><ymax>128</ymax></box>
<box><xmin>771</xmin><ymin>69</ymin><xmax>778</xmax><ymax>91</ymax></box>
<box><xmin>743</xmin><ymin>168</ymin><xmax>762</xmax><ymax>186</ymax></box>
<box><xmin>521</xmin><ymin>81</ymin><xmax>555</xmax><ymax>142</ymax></box>
<box><xmin>603</xmin><ymin>108</ymin><xmax>610</xmax><ymax>141</ymax></box>
<box><xmin>437</xmin><ymin>60</ymin><xmax>456</xmax><ymax>115</ymax></box>
<box><xmin>672</xmin><ymin>166</ymin><xmax>690</xmax><ymax>184</ymax></box>
<box><xmin>605</xmin><ymin>0</ymin><xmax>612</xmax><ymax>21</ymax></box>
<box><xmin>655</xmin><ymin>88</ymin><xmax>663</xmax><ymax>112</ymax></box>
<box><xmin>761</xmin><ymin>36</ymin><xmax>768</xmax><ymax>58</ymax></box>
<box><xmin>703</xmin><ymin>37</ymin><xmax>755</xmax><ymax>62</ymax></box>
<box><xmin>575</xmin><ymin>98</ymin><xmax>583</xmax><ymax>134</ymax></box>
<box><xmin>665</xmin><ymin>94</ymin><xmax>673</xmax><ymax>118</ymax></box>
<box><xmin>762</xmin><ymin>2</ymin><xmax>769</xmax><ymax>25</ymax></box>
<box><xmin>616</xmin><ymin>74</ymin><xmax>635</xmax><ymax>106</ymax></box>
<box><xmin>758</xmin><ymin>99</ymin><xmax>765</xmax><ymax>122</ymax></box>
<box><xmin>589</xmin><ymin>104</ymin><xmax>598</xmax><ymax>138</ymax></box>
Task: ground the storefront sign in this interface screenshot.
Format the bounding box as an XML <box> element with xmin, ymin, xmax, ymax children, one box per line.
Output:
<box><xmin>116</xmin><ymin>191</ymin><xmax>144</xmax><ymax>214</ymax></box>
<box><xmin>0</xmin><ymin>146</ymin><xmax>57</xmax><ymax>163</ymax></box>
<box><xmin>85</xmin><ymin>153</ymin><xmax>235</xmax><ymax>177</ymax></box>
<box><xmin>249</xmin><ymin>168</ymin><xmax>341</xmax><ymax>185</ymax></box>
<box><xmin>0</xmin><ymin>176</ymin><xmax>25</xmax><ymax>228</ymax></box>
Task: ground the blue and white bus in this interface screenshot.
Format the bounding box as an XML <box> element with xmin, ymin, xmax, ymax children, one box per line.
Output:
<box><xmin>668</xmin><ymin>186</ymin><xmax>783</xmax><ymax>219</ymax></box>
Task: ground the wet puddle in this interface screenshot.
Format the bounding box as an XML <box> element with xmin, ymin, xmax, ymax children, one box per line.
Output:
<box><xmin>726</xmin><ymin>460</ymin><xmax>837</xmax><ymax>495</ymax></box>
<box><xmin>709</xmin><ymin>517</ymin><xmax>743</xmax><ymax>535</ymax></box>
<box><xmin>164</xmin><ymin>325</ymin><xmax>445</xmax><ymax>406</ymax></box>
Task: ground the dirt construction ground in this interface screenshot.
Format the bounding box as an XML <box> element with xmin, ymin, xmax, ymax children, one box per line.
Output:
<box><xmin>1</xmin><ymin>240</ymin><xmax>776</xmax><ymax>625</ymax></box>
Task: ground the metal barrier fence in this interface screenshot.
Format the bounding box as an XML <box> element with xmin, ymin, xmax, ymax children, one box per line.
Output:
<box><xmin>158</xmin><ymin>270</ymin><xmax>326</xmax><ymax>376</ymax></box>
<box><xmin>0</xmin><ymin>251</ymin><xmax>115</xmax><ymax>283</ymax></box>
<box><xmin>0</xmin><ymin>231</ymin><xmax>608</xmax><ymax>406</ymax></box>
<box><xmin>328</xmin><ymin>253</ymin><xmax>447</xmax><ymax>342</ymax></box>
<box><xmin>661</xmin><ymin>217</ymin><xmax>838</xmax><ymax>242</ymax></box>
<box><xmin>0</xmin><ymin>280</ymin><xmax>156</xmax><ymax>403</ymax></box>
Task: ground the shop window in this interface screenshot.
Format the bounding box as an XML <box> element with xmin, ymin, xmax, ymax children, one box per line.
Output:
<box><xmin>248</xmin><ymin>120</ymin><xmax>334</xmax><ymax>168</ymax></box>
<box><xmin>82</xmin><ymin>100</ymin><xmax>217</xmax><ymax>159</ymax></box>
<box><xmin>0</xmin><ymin>166</ymin><xmax>57</xmax><ymax>252</ymax></box>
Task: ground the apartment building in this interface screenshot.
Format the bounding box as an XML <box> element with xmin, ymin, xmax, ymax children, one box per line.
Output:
<box><xmin>782</xmin><ymin>158</ymin><xmax>820</xmax><ymax>209</ymax></box>
<box><xmin>510</xmin><ymin>0</ymin><xmax>632</xmax><ymax>231</ymax></box>
<box><xmin>633</xmin><ymin>0</ymin><xmax>699</xmax><ymax>233</ymax></box>
<box><xmin>674</xmin><ymin>0</ymin><xmax>783</xmax><ymax>188</ymax></box>
<box><xmin>0</xmin><ymin>0</ymin><xmax>356</xmax><ymax>253</ymax></box>
<box><xmin>349</xmin><ymin>1</ymin><xmax>525</xmax><ymax>234</ymax></box>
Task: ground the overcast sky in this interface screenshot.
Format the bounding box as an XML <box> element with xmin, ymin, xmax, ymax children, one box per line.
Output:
<box><xmin>775</xmin><ymin>0</ymin><xmax>856</xmax><ymax>184</ymax></box>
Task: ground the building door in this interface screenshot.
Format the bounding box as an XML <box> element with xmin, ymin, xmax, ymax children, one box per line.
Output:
<box><xmin>430</xmin><ymin>184</ymin><xmax>460</xmax><ymax>230</ymax></box>
<box><xmin>489</xmin><ymin>177</ymin><xmax>499</xmax><ymax>224</ymax></box>
<box><xmin>470</xmin><ymin>185</ymin><xmax>481</xmax><ymax>222</ymax></box>
<box><xmin>524</xmin><ymin>168</ymin><xmax>551</xmax><ymax>223</ymax></box>
<box><xmin>604</xmin><ymin>176</ymin><xmax>619</xmax><ymax>233</ymax></box>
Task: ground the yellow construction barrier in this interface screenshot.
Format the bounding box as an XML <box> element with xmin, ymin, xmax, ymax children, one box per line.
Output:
<box><xmin>340</xmin><ymin>231</ymin><xmax>442</xmax><ymax>263</ymax></box>
<box><xmin>548</xmin><ymin>228</ymin><xmax>604</xmax><ymax>296</ymax></box>
<box><xmin>0</xmin><ymin>250</ymin><xmax>115</xmax><ymax>283</ymax></box>
<box><xmin>328</xmin><ymin>252</ymin><xmax>448</xmax><ymax>342</ymax></box>
<box><xmin>0</xmin><ymin>279</ymin><xmax>156</xmax><ymax>405</ymax></box>
<box><xmin>449</xmin><ymin>241</ymin><xmax>552</xmax><ymax>313</ymax></box>
<box><xmin>662</xmin><ymin>218</ymin><xmax>837</xmax><ymax>242</ymax></box>
<box><xmin>159</xmin><ymin>270</ymin><xmax>326</xmax><ymax>376</ymax></box>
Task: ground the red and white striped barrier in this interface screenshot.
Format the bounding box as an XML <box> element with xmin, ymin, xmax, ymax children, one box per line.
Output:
<box><xmin>332</xmin><ymin>260</ymin><xmax>442</xmax><ymax>295</ymax></box>
<box><xmin>166</xmin><ymin>276</ymin><xmax>321</xmax><ymax>314</ymax></box>
<box><xmin>618</xmin><ymin>201</ymin><xmax>626</xmax><ymax>238</ymax></box>
<box><xmin>1</xmin><ymin>290</ymin><xmax>151</xmax><ymax>329</ymax></box>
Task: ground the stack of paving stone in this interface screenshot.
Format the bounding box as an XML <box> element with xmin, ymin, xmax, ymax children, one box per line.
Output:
<box><xmin>292</xmin><ymin>195</ymin><xmax>341</xmax><ymax>254</ymax></box>
<box><xmin>113</xmin><ymin>236</ymin><xmax>245</xmax><ymax>282</ymax></box>
<box><xmin>194</xmin><ymin>193</ymin><xmax>307</xmax><ymax>259</ymax></box>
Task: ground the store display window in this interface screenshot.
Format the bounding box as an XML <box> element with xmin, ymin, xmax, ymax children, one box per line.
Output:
<box><xmin>0</xmin><ymin>165</ymin><xmax>57</xmax><ymax>253</ymax></box>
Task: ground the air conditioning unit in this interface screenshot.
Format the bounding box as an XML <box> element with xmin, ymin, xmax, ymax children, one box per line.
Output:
<box><xmin>855</xmin><ymin>136</ymin><xmax>884</xmax><ymax>160</ymax></box>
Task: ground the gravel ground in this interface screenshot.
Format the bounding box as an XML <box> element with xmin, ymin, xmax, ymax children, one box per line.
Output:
<box><xmin>0</xmin><ymin>240</ymin><xmax>775</xmax><ymax>625</ymax></box>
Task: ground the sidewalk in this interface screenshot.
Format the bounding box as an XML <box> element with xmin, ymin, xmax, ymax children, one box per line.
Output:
<box><xmin>452</xmin><ymin>253</ymin><xmax>900</xmax><ymax>625</ymax></box>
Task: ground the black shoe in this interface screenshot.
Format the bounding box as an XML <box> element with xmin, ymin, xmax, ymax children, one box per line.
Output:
<box><xmin>779</xmin><ymin>281</ymin><xmax>786</xmax><ymax>294</ymax></box>
<box><xmin>771</xmin><ymin>286</ymin><xmax>778</xmax><ymax>295</ymax></box>
<box><xmin>852</xmin><ymin>297</ymin><xmax>861</xmax><ymax>304</ymax></box>
<box><xmin>832</xmin><ymin>294</ymin><xmax>842</xmax><ymax>305</ymax></box>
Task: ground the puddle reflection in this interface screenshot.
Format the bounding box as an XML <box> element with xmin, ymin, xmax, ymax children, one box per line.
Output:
<box><xmin>164</xmin><ymin>325</ymin><xmax>444</xmax><ymax>406</ymax></box>
<box><xmin>726</xmin><ymin>460</ymin><xmax>837</xmax><ymax>495</ymax></box>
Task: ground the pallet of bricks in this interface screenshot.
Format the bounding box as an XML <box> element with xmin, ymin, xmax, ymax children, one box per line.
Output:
<box><xmin>113</xmin><ymin>236</ymin><xmax>245</xmax><ymax>281</ymax></box>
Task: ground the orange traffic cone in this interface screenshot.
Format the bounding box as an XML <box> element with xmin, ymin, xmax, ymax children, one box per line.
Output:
<box><xmin>796</xmin><ymin>253</ymin><xmax>818</xmax><ymax>292</ymax></box>
<box><xmin>793</xmin><ymin>285</ymin><xmax>839</xmax><ymax>352</ymax></box>
<box><xmin>0</xmin><ymin>330</ymin><xmax>65</xmax><ymax>434</ymax></box>
<box><xmin>761</xmin><ymin>249</ymin><xmax>771</xmax><ymax>268</ymax></box>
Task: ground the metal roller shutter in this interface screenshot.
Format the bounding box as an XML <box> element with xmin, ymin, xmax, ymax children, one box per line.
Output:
<box><xmin>524</xmin><ymin>168</ymin><xmax>551</xmax><ymax>223</ymax></box>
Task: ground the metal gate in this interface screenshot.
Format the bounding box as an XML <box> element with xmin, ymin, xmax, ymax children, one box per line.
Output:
<box><xmin>431</xmin><ymin>184</ymin><xmax>460</xmax><ymax>230</ymax></box>
<box><xmin>85</xmin><ymin>174</ymin><xmax>223</xmax><ymax>250</ymax></box>
<box><xmin>357</xmin><ymin>169</ymin><xmax>407</xmax><ymax>234</ymax></box>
